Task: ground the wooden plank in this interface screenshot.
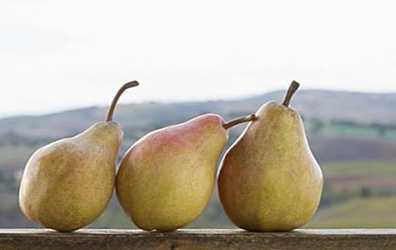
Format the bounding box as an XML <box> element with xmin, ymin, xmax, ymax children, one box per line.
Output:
<box><xmin>0</xmin><ymin>229</ymin><xmax>395</xmax><ymax>250</ymax></box>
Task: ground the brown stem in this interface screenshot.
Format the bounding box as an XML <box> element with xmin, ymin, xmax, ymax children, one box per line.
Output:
<box><xmin>223</xmin><ymin>114</ymin><xmax>257</xmax><ymax>130</ymax></box>
<box><xmin>282</xmin><ymin>80</ymin><xmax>300</xmax><ymax>107</ymax></box>
<box><xmin>106</xmin><ymin>80</ymin><xmax>139</xmax><ymax>122</ymax></box>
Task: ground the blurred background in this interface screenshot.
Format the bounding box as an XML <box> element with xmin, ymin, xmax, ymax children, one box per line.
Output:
<box><xmin>0</xmin><ymin>1</ymin><xmax>395</xmax><ymax>229</ymax></box>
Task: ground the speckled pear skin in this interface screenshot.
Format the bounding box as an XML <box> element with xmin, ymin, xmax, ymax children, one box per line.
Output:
<box><xmin>19</xmin><ymin>122</ymin><xmax>122</xmax><ymax>232</ymax></box>
<box><xmin>218</xmin><ymin>102</ymin><xmax>323</xmax><ymax>232</ymax></box>
<box><xmin>116</xmin><ymin>114</ymin><xmax>228</xmax><ymax>232</ymax></box>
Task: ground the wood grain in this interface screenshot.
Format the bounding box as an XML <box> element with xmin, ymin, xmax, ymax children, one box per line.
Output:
<box><xmin>0</xmin><ymin>229</ymin><xmax>395</xmax><ymax>250</ymax></box>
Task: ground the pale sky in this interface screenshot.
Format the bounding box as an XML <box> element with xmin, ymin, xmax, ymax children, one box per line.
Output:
<box><xmin>0</xmin><ymin>1</ymin><xmax>395</xmax><ymax>118</ymax></box>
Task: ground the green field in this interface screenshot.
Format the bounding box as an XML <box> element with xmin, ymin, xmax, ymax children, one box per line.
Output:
<box><xmin>325</xmin><ymin>122</ymin><xmax>396</xmax><ymax>141</ymax></box>
<box><xmin>306</xmin><ymin>196</ymin><xmax>396</xmax><ymax>228</ymax></box>
<box><xmin>323</xmin><ymin>160</ymin><xmax>396</xmax><ymax>175</ymax></box>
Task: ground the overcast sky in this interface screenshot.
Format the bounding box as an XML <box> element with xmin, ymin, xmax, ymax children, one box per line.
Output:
<box><xmin>0</xmin><ymin>1</ymin><xmax>395</xmax><ymax>118</ymax></box>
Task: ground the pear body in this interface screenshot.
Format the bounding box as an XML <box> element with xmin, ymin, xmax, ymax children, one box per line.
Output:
<box><xmin>19</xmin><ymin>122</ymin><xmax>122</xmax><ymax>232</ymax></box>
<box><xmin>218</xmin><ymin>102</ymin><xmax>323</xmax><ymax>231</ymax></box>
<box><xmin>116</xmin><ymin>114</ymin><xmax>228</xmax><ymax>231</ymax></box>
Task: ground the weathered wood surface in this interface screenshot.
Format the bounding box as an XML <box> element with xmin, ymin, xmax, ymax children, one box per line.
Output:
<box><xmin>0</xmin><ymin>229</ymin><xmax>395</xmax><ymax>250</ymax></box>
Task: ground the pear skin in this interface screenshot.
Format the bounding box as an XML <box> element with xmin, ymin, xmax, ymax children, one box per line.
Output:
<box><xmin>19</xmin><ymin>123</ymin><xmax>122</xmax><ymax>232</ymax></box>
<box><xmin>218</xmin><ymin>81</ymin><xmax>323</xmax><ymax>232</ymax></box>
<box><xmin>18</xmin><ymin>81</ymin><xmax>138</xmax><ymax>232</ymax></box>
<box><xmin>116</xmin><ymin>113</ymin><xmax>255</xmax><ymax>232</ymax></box>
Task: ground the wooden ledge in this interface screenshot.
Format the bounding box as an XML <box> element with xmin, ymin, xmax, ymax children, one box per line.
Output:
<box><xmin>1</xmin><ymin>229</ymin><xmax>395</xmax><ymax>250</ymax></box>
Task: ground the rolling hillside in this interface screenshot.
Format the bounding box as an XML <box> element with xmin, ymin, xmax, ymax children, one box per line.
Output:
<box><xmin>1</xmin><ymin>89</ymin><xmax>395</xmax><ymax>169</ymax></box>
<box><xmin>1</xmin><ymin>89</ymin><xmax>395</xmax><ymax>140</ymax></box>
<box><xmin>306</xmin><ymin>196</ymin><xmax>396</xmax><ymax>228</ymax></box>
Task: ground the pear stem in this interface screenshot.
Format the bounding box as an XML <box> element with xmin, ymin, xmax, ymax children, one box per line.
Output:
<box><xmin>223</xmin><ymin>114</ymin><xmax>257</xmax><ymax>130</ymax></box>
<box><xmin>282</xmin><ymin>80</ymin><xmax>300</xmax><ymax>107</ymax></box>
<box><xmin>105</xmin><ymin>80</ymin><xmax>139</xmax><ymax>122</ymax></box>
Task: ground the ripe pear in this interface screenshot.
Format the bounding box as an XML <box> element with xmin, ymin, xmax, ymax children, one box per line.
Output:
<box><xmin>19</xmin><ymin>81</ymin><xmax>139</xmax><ymax>232</ymax></box>
<box><xmin>116</xmin><ymin>113</ymin><xmax>256</xmax><ymax>232</ymax></box>
<box><xmin>218</xmin><ymin>81</ymin><xmax>323</xmax><ymax>232</ymax></box>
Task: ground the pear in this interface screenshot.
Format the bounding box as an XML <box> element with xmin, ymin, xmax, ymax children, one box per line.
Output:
<box><xmin>19</xmin><ymin>81</ymin><xmax>139</xmax><ymax>232</ymax></box>
<box><xmin>116</xmin><ymin>113</ymin><xmax>255</xmax><ymax>232</ymax></box>
<box><xmin>218</xmin><ymin>81</ymin><xmax>323</xmax><ymax>232</ymax></box>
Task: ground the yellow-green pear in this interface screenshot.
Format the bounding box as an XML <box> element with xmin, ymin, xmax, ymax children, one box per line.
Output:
<box><xmin>218</xmin><ymin>81</ymin><xmax>323</xmax><ymax>232</ymax></box>
<box><xmin>116</xmin><ymin>113</ymin><xmax>255</xmax><ymax>232</ymax></box>
<box><xmin>19</xmin><ymin>81</ymin><xmax>139</xmax><ymax>232</ymax></box>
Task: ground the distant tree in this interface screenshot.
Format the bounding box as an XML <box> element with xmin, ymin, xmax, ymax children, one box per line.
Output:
<box><xmin>359</xmin><ymin>186</ymin><xmax>371</xmax><ymax>198</ymax></box>
<box><xmin>0</xmin><ymin>169</ymin><xmax>5</xmax><ymax>182</ymax></box>
<box><xmin>331</xmin><ymin>120</ymin><xmax>358</xmax><ymax>127</ymax></box>
<box><xmin>310</xmin><ymin>118</ymin><xmax>325</xmax><ymax>134</ymax></box>
<box><xmin>377</xmin><ymin>125</ymin><xmax>387</xmax><ymax>137</ymax></box>
<box><xmin>369</xmin><ymin>123</ymin><xmax>396</xmax><ymax>137</ymax></box>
